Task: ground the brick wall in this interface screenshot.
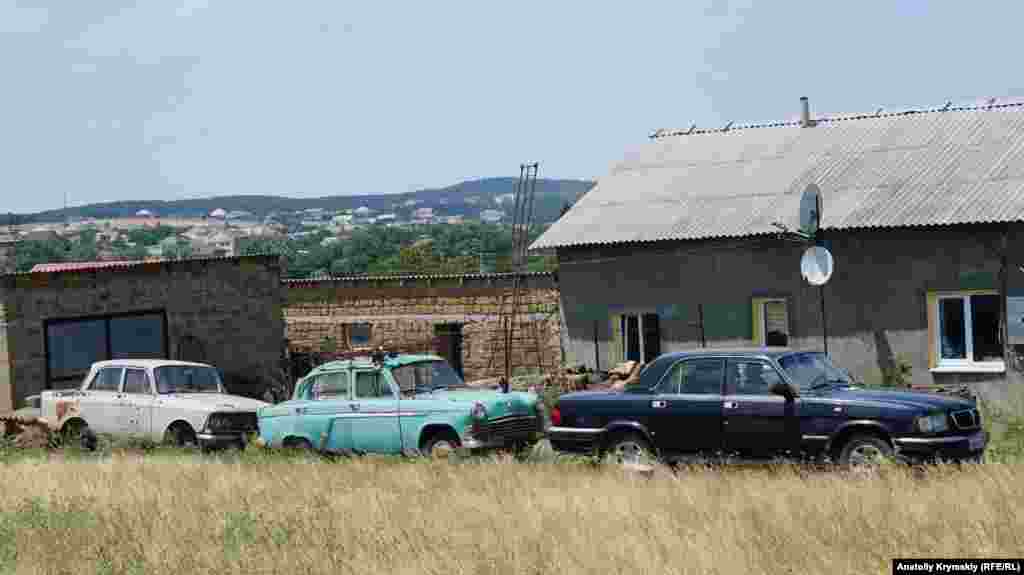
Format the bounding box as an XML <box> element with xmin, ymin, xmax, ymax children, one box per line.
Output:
<box><xmin>0</xmin><ymin>255</ymin><xmax>285</xmax><ymax>411</ymax></box>
<box><xmin>284</xmin><ymin>273</ymin><xmax>563</xmax><ymax>383</ymax></box>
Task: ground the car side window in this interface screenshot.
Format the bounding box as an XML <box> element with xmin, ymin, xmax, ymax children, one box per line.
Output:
<box><xmin>727</xmin><ymin>360</ymin><xmax>784</xmax><ymax>396</ymax></box>
<box><xmin>354</xmin><ymin>371</ymin><xmax>392</xmax><ymax>399</ymax></box>
<box><xmin>89</xmin><ymin>368</ymin><xmax>123</xmax><ymax>392</ymax></box>
<box><xmin>312</xmin><ymin>371</ymin><xmax>350</xmax><ymax>401</ymax></box>
<box><xmin>657</xmin><ymin>359</ymin><xmax>724</xmax><ymax>394</ymax></box>
<box><xmin>122</xmin><ymin>369</ymin><xmax>150</xmax><ymax>394</ymax></box>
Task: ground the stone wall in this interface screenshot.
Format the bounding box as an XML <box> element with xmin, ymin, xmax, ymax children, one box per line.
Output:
<box><xmin>284</xmin><ymin>273</ymin><xmax>563</xmax><ymax>383</ymax></box>
<box><xmin>0</xmin><ymin>255</ymin><xmax>285</xmax><ymax>411</ymax></box>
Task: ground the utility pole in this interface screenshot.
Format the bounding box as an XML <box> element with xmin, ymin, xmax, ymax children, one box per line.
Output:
<box><xmin>501</xmin><ymin>162</ymin><xmax>540</xmax><ymax>392</ymax></box>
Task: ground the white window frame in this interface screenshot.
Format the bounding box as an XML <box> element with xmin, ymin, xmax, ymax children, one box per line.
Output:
<box><xmin>932</xmin><ymin>291</ymin><xmax>1005</xmax><ymax>373</ymax></box>
<box><xmin>758</xmin><ymin>298</ymin><xmax>789</xmax><ymax>347</ymax></box>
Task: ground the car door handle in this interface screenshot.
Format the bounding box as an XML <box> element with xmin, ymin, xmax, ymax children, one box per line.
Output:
<box><xmin>723</xmin><ymin>401</ymin><xmax>739</xmax><ymax>409</ymax></box>
<box><xmin>295</xmin><ymin>407</ymin><xmax>306</xmax><ymax>414</ymax></box>
<box><xmin>651</xmin><ymin>400</ymin><xmax>667</xmax><ymax>408</ymax></box>
<box><xmin>349</xmin><ymin>403</ymin><xmax>360</xmax><ymax>411</ymax></box>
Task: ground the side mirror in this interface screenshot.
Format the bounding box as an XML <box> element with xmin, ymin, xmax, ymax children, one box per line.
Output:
<box><xmin>769</xmin><ymin>381</ymin><xmax>799</xmax><ymax>400</ymax></box>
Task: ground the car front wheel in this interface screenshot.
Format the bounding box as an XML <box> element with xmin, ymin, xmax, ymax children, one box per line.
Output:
<box><xmin>838</xmin><ymin>434</ymin><xmax>894</xmax><ymax>467</ymax></box>
<box><xmin>422</xmin><ymin>432</ymin><xmax>461</xmax><ymax>459</ymax></box>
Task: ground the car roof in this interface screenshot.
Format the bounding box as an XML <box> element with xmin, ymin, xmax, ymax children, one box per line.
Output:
<box><xmin>653</xmin><ymin>347</ymin><xmax>821</xmax><ymax>362</ymax></box>
<box><xmin>91</xmin><ymin>359</ymin><xmax>214</xmax><ymax>369</ymax></box>
<box><xmin>310</xmin><ymin>354</ymin><xmax>446</xmax><ymax>373</ymax></box>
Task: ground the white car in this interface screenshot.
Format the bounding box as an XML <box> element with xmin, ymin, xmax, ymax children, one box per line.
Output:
<box><xmin>39</xmin><ymin>359</ymin><xmax>270</xmax><ymax>450</ymax></box>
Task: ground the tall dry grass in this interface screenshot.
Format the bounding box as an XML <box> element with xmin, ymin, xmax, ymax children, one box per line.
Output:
<box><xmin>0</xmin><ymin>455</ymin><xmax>1020</xmax><ymax>575</ymax></box>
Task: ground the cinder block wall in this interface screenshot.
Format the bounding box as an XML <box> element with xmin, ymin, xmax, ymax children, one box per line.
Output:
<box><xmin>284</xmin><ymin>274</ymin><xmax>563</xmax><ymax>382</ymax></box>
<box><xmin>0</xmin><ymin>256</ymin><xmax>285</xmax><ymax>410</ymax></box>
<box><xmin>557</xmin><ymin>225</ymin><xmax>1024</xmax><ymax>392</ymax></box>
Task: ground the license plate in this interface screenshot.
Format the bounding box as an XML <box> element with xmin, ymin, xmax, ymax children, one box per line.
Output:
<box><xmin>968</xmin><ymin>433</ymin><xmax>986</xmax><ymax>451</ymax></box>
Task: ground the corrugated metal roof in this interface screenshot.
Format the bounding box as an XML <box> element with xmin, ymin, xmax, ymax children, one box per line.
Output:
<box><xmin>532</xmin><ymin>101</ymin><xmax>1024</xmax><ymax>250</ymax></box>
<box><xmin>8</xmin><ymin>254</ymin><xmax>280</xmax><ymax>277</ymax></box>
<box><xmin>285</xmin><ymin>270</ymin><xmax>555</xmax><ymax>286</ymax></box>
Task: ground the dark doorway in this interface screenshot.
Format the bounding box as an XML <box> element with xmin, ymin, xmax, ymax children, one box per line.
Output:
<box><xmin>625</xmin><ymin>315</ymin><xmax>641</xmax><ymax>363</ymax></box>
<box><xmin>433</xmin><ymin>324</ymin><xmax>464</xmax><ymax>379</ymax></box>
<box><xmin>642</xmin><ymin>313</ymin><xmax>661</xmax><ymax>362</ymax></box>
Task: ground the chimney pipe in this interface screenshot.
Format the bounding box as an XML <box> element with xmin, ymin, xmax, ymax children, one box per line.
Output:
<box><xmin>800</xmin><ymin>96</ymin><xmax>813</xmax><ymax>127</ymax></box>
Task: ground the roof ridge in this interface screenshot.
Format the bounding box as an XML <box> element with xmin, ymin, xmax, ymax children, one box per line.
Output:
<box><xmin>650</xmin><ymin>99</ymin><xmax>1024</xmax><ymax>139</ymax></box>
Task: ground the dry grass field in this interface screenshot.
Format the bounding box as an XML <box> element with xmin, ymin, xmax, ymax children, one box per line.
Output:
<box><xmin>0</xmin><ymin>451</ymin><xmax>1020</xmax><ymax>575</ymax></box>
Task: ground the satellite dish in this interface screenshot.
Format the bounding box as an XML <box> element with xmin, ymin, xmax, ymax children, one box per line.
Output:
<box><xmin>799</xmin><ymin>183</ymin><xmax>822</xmax><ymax>236</ymax></box>
<box><xmin>800</xmin><ymin>246</ymin><xmax>834</xmax><ymax>286</ymax></box>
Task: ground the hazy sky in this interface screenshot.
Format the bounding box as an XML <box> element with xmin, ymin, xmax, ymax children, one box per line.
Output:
<box><xmin>2</xmin><ymin>1</ymin><xmax>1023</xmax><ymax>213</ymax></box>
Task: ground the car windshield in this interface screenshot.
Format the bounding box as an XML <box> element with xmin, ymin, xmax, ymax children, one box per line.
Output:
<box><xmin>390</xmin><ymin>360</ymin><xmax>467</xmax><ymax>394</ymax></box>
<box><xmin>777</xmin><ymin>352</ymin><xmax>854</xmax><ymax>391</ymax></box>
<box><xmin>154</xmin><ymin>365</ymin><xmax>222</xmax><ymax>394</ymax></box>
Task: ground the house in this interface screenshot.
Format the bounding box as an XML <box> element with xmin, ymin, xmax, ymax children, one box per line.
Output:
<box><xmin>0</xmin><ymin>255</ymin><xmax>284</xmax><ymax>411</ymax></box>
<box><xmin>531</xmin><ymin>97</ymin><xmax>1024</xmax><ymax>395</ymax></box>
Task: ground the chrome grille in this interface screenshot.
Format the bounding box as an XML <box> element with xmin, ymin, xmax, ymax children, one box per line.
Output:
<box><xmin>951</xmin><ymin>408</ymin><xmax>981</xmax><ymax>430</ymax></box>
<box><xmin>211</xmin><ymin>412</ymin><xmax>258</xmax><ymax>433</ymax></box>
<box><xmin>481</xmin><ymin>415</ymin><xmax>540</xmax><ymax>441</ymax></box>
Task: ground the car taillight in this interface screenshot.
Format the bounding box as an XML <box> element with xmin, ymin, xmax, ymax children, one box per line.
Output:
<box><xmin>550</xmin><ymin>405</ymin><xmax>562</xmax><ymax>426</ymax></box>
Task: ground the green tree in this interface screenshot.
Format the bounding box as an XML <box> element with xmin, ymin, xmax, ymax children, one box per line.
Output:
<box><xmin>14</xmin><ymin>239</ymin><xmax>68</xmax><ymax>272</ymax></box>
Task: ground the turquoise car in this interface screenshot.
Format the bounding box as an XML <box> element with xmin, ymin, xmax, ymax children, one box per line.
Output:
<box><xmin>256</xmin><ymin>353</ymin><xmax>547</xmax><ymax>457</ymax></box>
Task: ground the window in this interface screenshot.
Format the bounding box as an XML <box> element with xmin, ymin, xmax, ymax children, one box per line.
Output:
<box><xmin>154</xmin><ymin>365</ymin><xmax>221</xmax><ymax>394</ymax></box>
<box><xmin>123</xmin><ymin>369</ymin><xmax>150</xmax><ymax>394</ymax></box>
<box><xmin>349</xmin><ymin>324</ymin><xmax>372</xmax><ymax>347</ymax></box>
<box><xmin>354</xmin><ymin>371</ymin><xmax>392</xmax><ymax>399</ymax></box>
<box><xmin>726</xmin><ymin>360</ymin><xmax>783</xmax><ymax>396</ymax></box>
<box><xmin>89</xmin><ymin>368</ymin><xmax>123</xmax><ymax>392</ymax></box>
<box><xmin>109</xmin><ymin>315</ymin><xmax>165</xmax><ymax>360</ymax></box>
<box><xmin>312</xmin><ymin>371</ymin><xmax>350</xmax><ymax>400</ymax></box>
<box><xmin>753</xmin><ymin>298</ymin><xmax>789</xmax><ymax>347</ymax></box>
<box><xmin>611</xmin><ymin>313</ymin><xmax>662</xmax><ymax>364</ymax></box>
<box><xmin>47</xmin><ymin>319</ymin><xmax>108</xmax><ymax>382</ymax></box>
<box><xmin>45</xmin><ymin>312</ymin><xmax>166</xmax><ymax>388</ymax></box>
<box><xmin>931</xmin><ymin>292</ymin><xmax>1004</xmax><ymax>370</ymax></box>
<box><xmin>658</xmin><ymin>359</ymin><xmax>724</xmax><ymax>395</ymax></box>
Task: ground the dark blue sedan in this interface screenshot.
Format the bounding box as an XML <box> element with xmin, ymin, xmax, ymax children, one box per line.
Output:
<box><xmin>547</xmin><ymin>348</ymin><xmax>988</xmax><ymax>466</ymax></box>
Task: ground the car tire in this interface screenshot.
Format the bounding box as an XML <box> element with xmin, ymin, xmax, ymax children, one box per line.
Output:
<box><xmin>603</xmin><ymin>432</ymin><xmax>656</xmax><ymax>466</ymax></box>
<box><xmin>61</xmin><ymin>420</ymin><xmax>97</xmax><ymax>451</ymax></box>
<box><xmin>422</xmin><ymin>432</ymin><xmax>461</xmax><ymax>459</ymax></box>
<box><xmin>837</xmin><ymin>434</ymin><xmax>894</xmax><ymax>467</ymax></box>
<box><xmin>164</xmin><ymin>423</ymin><xmax>197</xmax><ymax>448</ymax></box>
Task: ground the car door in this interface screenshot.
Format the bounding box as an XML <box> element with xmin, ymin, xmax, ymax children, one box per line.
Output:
<box><xmin>349</xmin><ymin>369</ymin><xmax>401</xmax><ymax>454</ymax></box>
<box><xmin>721</xmin><ymin>359</ymin><xmax>798</xmax><ymax>457</ymax></box>
<box><xmin>647</xmin><ymin>358</ymin><xmax>725</xmax><ymax>455</ymax></box>
<box><xmin>308</xmin><ymin>370</ymin><xmax>354</xmax><ymax>453</ymax></box>
<box><xmin>79</xmin><ymin>367</ymin><xmax>124</xmax><ymax>434</ymax></box>
<box><xmin>121</xmin><ymin>368</ymin><xmax>156</xmax><ymax>438</ymax></box>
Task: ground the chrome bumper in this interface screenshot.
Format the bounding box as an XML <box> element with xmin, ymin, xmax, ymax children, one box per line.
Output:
<box><xmin>893</xmin><ymin>431</ymin><xmax>988</xmax><ymax>460</ymax></box>
<box><xmin>197</xmin><ymin>432</ymin><xmax>251</xmax><ymax>449</ymax></box>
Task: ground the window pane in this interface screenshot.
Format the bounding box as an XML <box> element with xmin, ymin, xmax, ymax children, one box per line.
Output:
<box><xmin>349</xmin><ymin>324</ymin><xmax>372</xmax><ymax>346</ymax></box>
<box><xmin>685</xmin><ymin>360</ymin><xmax>724</xmax><ymax>394</ymax></box>
<box><xmin>939</xmin><ymin>298</ymin><xmax>967</xmax><ymax>360</ymax></box>
<box><xmin>656</xmin><ymin>363</ymin><xmax>683</xmax><ymax>394</ymax></box>
<box><xmin>47</xmin><ymin>320</ymin><xmax>108</xmax><ymax>381</ymax></box>
<box><xmin>123</xmin><ymin>369</ymin><xmax>150</xmax><ymax>394</ymax></box>
<box><xmin>110</xmin><ymin>315</ymin><xmax>165</xmax><ymax>360</ymax></box>
<box><xmin>728</xmin><ymin>361</ymin><xmax>778</xmax><ymax>396</ymax></box>
<box><xmin>313</xmin><ymin>372</ymin><xmax>350</xmax><ymax>400</ymax></box>
<box><xmin>971</xmin><ymin>295</ymin><xmax>1002</xmax><ymax>362</ymax></box>
<box><xmin>90</xmin><ymin>368</ymin><xmax>122</xmax><ymax>391</ymax></box>
<box><xmin>764</xmin><ymin>301</ymin><xmax>789</xmax><ymax>346</ymax></box>
<box><xmin>355</xmin><ymin>371</ymin><xmax>390</xmax><ymax>398</ymax></box>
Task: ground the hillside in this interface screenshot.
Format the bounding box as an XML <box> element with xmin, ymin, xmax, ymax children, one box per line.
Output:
<box><xmin>22</xmin><ymin>178</ymin><xmax>594</xmax><ymax>224</ymax></box>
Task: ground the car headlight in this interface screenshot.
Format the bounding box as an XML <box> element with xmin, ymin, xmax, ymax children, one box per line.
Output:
<box><xmin>915</xmin><ymin>412</ymin><xmax>949</xmax><ymax>434</ymax></box>
<box><xmin>470</xmin><ymin>402</ymin><xmax>487</xmax><ymax>421</ymax></box>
